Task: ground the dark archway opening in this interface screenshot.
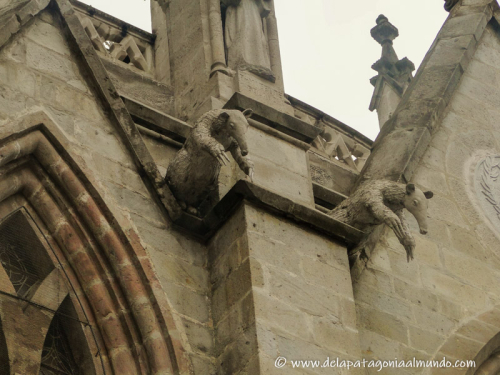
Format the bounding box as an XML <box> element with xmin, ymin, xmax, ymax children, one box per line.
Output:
<box><xmin>0</xmin><ymin>317</ymin><xmax>10</xmax><ymax>375</ymax></box>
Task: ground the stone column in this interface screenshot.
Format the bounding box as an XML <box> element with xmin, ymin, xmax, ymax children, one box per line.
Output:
<box><xmin>209</xmin><ymin>204</ymin><xmax>362</xmax><ymax>374</ymax></box>
<box><xmin>208</xmin><ymin>0</ymin><xmax>229</xmax><ymax>76</ymax></box>
<box><xmin>150</xmin><ymin>0</ymin><xmax>172</xmax><ymax>85</ymax></box>
<box><xmin>266</xmin><ymin>2</ymin><xmax>285</xmax><ymax>92</ymax></box>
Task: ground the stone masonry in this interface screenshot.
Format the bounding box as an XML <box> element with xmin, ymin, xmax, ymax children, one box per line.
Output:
<box><xmin>0</xmin><ymin>0</ymin><xmax>499</xmax><ymax>374</ymax></box>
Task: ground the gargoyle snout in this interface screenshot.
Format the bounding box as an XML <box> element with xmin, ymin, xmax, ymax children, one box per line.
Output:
<box><xmin>241</xmin><ymin>149</ymin><xmax>248</xmax><ymax>156</ymax></box>
<box><xmin>420</xmin><ymin>229</ymin><xmax>428</xmax><ymax>235</ymax></box>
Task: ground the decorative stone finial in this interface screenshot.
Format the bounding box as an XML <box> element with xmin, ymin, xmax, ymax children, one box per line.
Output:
<box><xmin>369</xmin><ymin>15</ymin><xmax>415</xmax><ymax>118</ymax></box>
<box><xmin>371</xmin><ymin>14</ymin><xmax>399</xmax><ymax>46</ymax></box>
<box><xmin>444</xmin><ymin>0</ymin><xmax>459</xmax><ymax>12</ymax></box>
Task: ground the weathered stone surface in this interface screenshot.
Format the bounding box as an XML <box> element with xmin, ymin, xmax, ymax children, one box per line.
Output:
<box><xmin>102</xmin><ymin>58</ymin><xmax>175</xmax><ymax>115</ymax></box>
<box><xmin>412</xmin><ymin>304</ymin><xmax>455</xmax><ymax>335</ymax></box>
<box><xmin>440</xmin><ymin>333</ymin><xmax>484</xmax><ymax>360</ymax></box>
<box><xmin>394</xmin><ymin>278</ymin><xmax>439</xmax><ymax>311</ymax></box>
<box><xmin>437</xmin><ymin>298</ymin><xmax>464</xmax><ymax>322</ymax></box>
<box><xmin>477</xmin><ymin>307</ymin><xmax>500</xmax><ymax>328</ymax></box>
<box><xmin>357</xmin><ymin>305</ymin><xmax>409</xmax><ymax>344</ymax></box>
<box><xmin>355</xmin><ymin>285</ymin><xmax>413</xmax><ymax>321</ymax></box>
<box><xmin>164</xmin><ymin>280</ymin><xmax>210</xmax><ymax>323</ymax></box>
<box><xmin>249</xmin><ymin>153</ymin><xmax>314</xmax><ymax>206</ymax></box>
<box><xmin>360</xmin><ymin>329</ymin><xmax>400</xmax><ymax>359</ymax></box>
<box><xmin>25</xmin><ymin>16</ymin><xmax>71</xmax><ymax>56</ymax></box>
<box><xmin>247</xmin><ymin>125</ymin><xmax>310</xmax><ymax>177</ymax></box>
<box><xmin>183</xmin><ymin>319</ymin><xmax>214</xmax><ymax>355</ymax></box>
<box><xmin>456</xmin><ymin>318</ymin><xmax>498</xmax><ymax>343</ymax></box>
<box><xmin>252</xmin><ymin>290</ymin><xmax>310</xmax><ymax>339</ymax></box>
<box><xmin>361</xmin><ymin>127</ymin><xmax>432</xmax><ymax>183</ymax></box>
<box><xmin>302</xmin><ymin>257</ymin><xmax>353</xmax><ymax>298</ymax></box>
<box><xmin>267</xmin><ymin>265</ymin><xmax>341</xmax><ymax>318</ymax></box>
<box><xmin>312</xmin><ymin>316</ymin><xmax>361</xmax><ymax>356</ymax></box>
<box><xmin>5</xmin><ymin>0</ymin><xmax>500</xmax><ymax>373</ymax></box>
<box><xmin>247</xmin><ymin>232</ymin><xmax>302</xmax><ymax>275</ymax></box>
<box><xmin>438</xmin><ymin>11</ymin><xmax>490</xmax><ymax>41</ymax></box>
<box><xmin>420</xmin><ymin>266</ymin><xmax>487</xmax><ymax>309</ymax></box>
<box><xmin>409</xmin><ymin>326</ymin><xmax>445</xmax><ymax>354</ymax></box>
<box><xmin>356</xmin><ymin>267</ymin><xmax>393</xmax><ymax>291</ymax></box>
<box><xmin>428</xmin><ymin>34</ymin><xmax>477</xmax><ymax>69</ymax></box>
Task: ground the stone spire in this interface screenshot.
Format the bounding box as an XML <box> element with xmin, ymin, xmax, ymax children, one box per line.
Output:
<box><xmin>369</xmin><ymin>15</ymin><xmax>415</xmax><ymax>128</ymax></box>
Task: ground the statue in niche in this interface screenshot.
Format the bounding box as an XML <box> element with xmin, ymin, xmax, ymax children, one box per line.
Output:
<box><xmin>165</xmin><ymin>109</ymin><xmax>254</xmax><ymax>216</ymax></box>
<box><xmin>330</xmin><ymin>180</ymin><xmax>433</xmax><ymax>262</ymax></box>
<box><xmin>221</xmin><ymin>0</ymin><xmax>276</xmax><ymax>82</ymax></box>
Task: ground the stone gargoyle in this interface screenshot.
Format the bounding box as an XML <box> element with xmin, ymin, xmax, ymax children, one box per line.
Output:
<box><xmin>165</xmin><ymin>108</ymin><xmax>254</xmax><ymax>215</ymax></box>
<box><xmin>330</xmin><ymin>180</ymin><xmax>433</xmax><ymax>262</ymax></box>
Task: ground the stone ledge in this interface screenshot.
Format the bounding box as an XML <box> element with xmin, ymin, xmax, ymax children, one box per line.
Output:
<box><xmin>124</xmin><ymin>95</ymin><xmax>311</xmax><ymax>150</ymax></box>
<box><xmin>224</xmin><ymin>93</ymin><xmax>323</xmax><ymax>143</ymax></box>
<box><xmin>123</xmin><ymin>96</ymin><xmax>191</xmax><ymax>143</ymax></box>
<box><xmin>312</xmin><ymin>182</ymin><xmax>348</xmax><ymax>209</ymax></box>
<box><xmin>173</xmin><ymin>180</ymin><xmax>364</xmax><ymax>244</ymax></box>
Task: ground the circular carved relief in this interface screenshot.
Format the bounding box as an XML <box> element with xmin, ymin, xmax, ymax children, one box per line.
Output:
<box><xmin>475</xmin><ymin>156</ymin><xmax>500</xmax><ymax>233</ymax></box>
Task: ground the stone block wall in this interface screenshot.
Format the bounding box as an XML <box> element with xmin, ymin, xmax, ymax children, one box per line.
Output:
<box><xmin>209</xmin><ymin>204</ymin><xmax>361</xmax><ymax>374</ymax></box>
<box><xmin>166</xmin><ymin>0</ymin><xmax>216</xmax><ymax>121</ymax></box>
<box><xmin>354</xmin><ymin>23</ymin><xmax>500</xmax><ymax>374</ymax></box>
<box><xmin>209</xmin><ymin>205</ymin><xmax>257</xmax><ymax>375</ymax></box>
<box><xmin>219</xmin><ymin>125</ymin><xmax>315</xmax><ymax>207</ymax></box>
<box><xmin>0</xmin><ymin>8</ymin><xmax>212</xmax><ymax>371</ymax></box>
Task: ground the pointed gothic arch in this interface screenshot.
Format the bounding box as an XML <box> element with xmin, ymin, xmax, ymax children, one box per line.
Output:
<box><xmin>0</xmin><ymin>111</ymin><xmax>191</xmax><ymax>375</ymax></box>
<box><xmin>0</xmin><ymin>207</ymin><xmax>102</xmax><ymax>374</ymax></box>
<box><xmin>429</xmin><ymin>305</ymin><xmax>500</xmax><ymax>375</ymax></box>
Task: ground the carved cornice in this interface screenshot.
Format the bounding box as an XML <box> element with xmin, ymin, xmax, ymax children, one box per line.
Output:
<box><xmin>188</xmin><ymin>180</ymin><xmax>364</xmax><ymax>243</ymax></box>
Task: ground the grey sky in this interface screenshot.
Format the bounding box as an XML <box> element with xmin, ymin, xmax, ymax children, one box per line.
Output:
<box><xmin>79</xmin><ymin>0</ymin><xmax>447</xmax><ymax>140</ymax></box>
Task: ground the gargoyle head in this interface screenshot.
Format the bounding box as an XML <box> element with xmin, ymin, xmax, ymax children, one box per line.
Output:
<box><xmin>403</xmin><ymin>183</ymin><xmax>433</xmax><ymax>235</ymax></box>
<box><xmin>219</xmin><ymin>109</ymin><xmax>253</xmax><ymax>156</ymax></box>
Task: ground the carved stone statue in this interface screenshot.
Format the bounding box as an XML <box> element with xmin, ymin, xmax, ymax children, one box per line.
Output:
<box><xmin>165</xmin><ymin>109</ymin><xmax>254</xmax><ymax>215</ymax></box>
<box><xmin>330</xmin><ymin>180</ymin><xmax>433</xmax><ymax>262</ymax></box>
<box><xmin>221</xmin><ymin>0</ymin><xmax>276</xmax><ymax>82</ymax></box>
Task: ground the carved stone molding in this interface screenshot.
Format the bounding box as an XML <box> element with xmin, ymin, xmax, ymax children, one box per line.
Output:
<box><xmin>75</xmin><ymin>7</ymin><xmax>154</xmax><ymax>73</ymax></box>
<box><xmin>475</xmin><ymin>155</ymin><xmax>500</xmax><ymax>233</ymax></box>
<box><xmin>0</xmin><ymin>112</ymin><xmax>190</xmax><ymax>375</ymax></box>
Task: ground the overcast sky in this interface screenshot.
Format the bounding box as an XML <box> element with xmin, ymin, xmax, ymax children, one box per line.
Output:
<box><xmin>79</xmin><ymin>0</ymin><xmax>447</xmax><ymax>140</ymax></box>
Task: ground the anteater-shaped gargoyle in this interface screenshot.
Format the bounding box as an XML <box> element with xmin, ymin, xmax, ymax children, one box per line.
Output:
<box><xmin>166</xmin><ymin>108</ymin><xmax>254</xmax><ymax>216</ymax></box>
<box><xmin>330</xmin><ymin>180</ymin><xmax>433</xmax><ymax>262</ymax></box>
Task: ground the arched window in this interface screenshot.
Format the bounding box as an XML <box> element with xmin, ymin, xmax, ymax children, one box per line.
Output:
<box><xmin>0</xmin><ymin>209</ymin><xmax>102</xmax><ymax>374</ymax></box>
